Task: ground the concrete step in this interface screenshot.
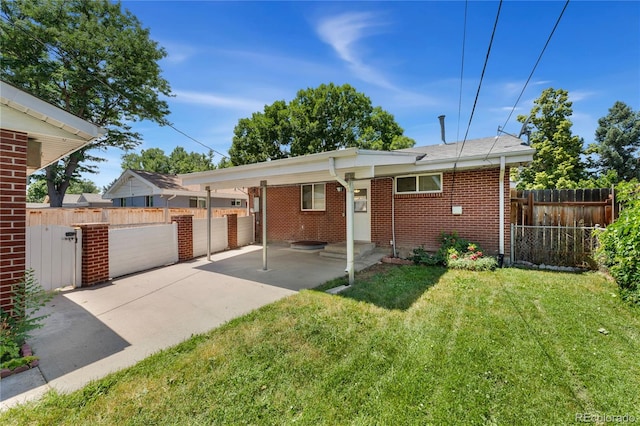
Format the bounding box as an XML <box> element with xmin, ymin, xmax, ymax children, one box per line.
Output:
<box><xmin>319</xmin><ymin>241</ymin><xmax>376</xmax><ymax>259</ymax></box>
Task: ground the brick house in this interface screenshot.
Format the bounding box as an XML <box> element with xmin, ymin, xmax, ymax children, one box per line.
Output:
<box><xmin>0</xmin><ymin>81</ymin><xmax>104</xmax><ymax>314</ymax></box>
<box><xmin>182</xmin><ymin>135</ymin><xmax>535</xmax><ymax>283</ymax></box>
<box><xmin>103</xmin><ymin>169</ymin><xmax>247</xmax><ymax>209</ymax></box>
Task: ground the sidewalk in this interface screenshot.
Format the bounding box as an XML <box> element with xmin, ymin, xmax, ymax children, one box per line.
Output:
<box><xmin>1</xmin><ymin>244</ymin><xmax>384</xmax><ymax>409</ymax></box>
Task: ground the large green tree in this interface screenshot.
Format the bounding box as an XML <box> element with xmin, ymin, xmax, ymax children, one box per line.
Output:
<box><xmin>228</xmin><ymin>83</ymin><xmax>415</xmax><ymax>165</ymax></box>
<box><xmin>514</xmin><ymin>88</ymin><xmax>586</xmax><ymax>189</ymax></box>
<box><xmin>121</xmin><ymin>147</ymin><xmax>216</xmax><ymax>174</ymax></box>
<box><xmin>1</xmin><ymin>0</ymin><xmax>171</xmax><ymax>206</ymax></box>
<box><xmin>587</xmin><ymin>101</ymin><xmax>640</xmax><ymax>183</ymax></box>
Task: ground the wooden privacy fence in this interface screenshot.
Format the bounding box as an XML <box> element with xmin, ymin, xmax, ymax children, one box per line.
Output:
<box><xmin>26</xmin><ymin>207</ymin><xmax>247</xmax><ymax>226</ymax></box>
<box><xmin>510</xmin><ymin>188</ymin><xmax>616</xmax><ymax>227</ymax></box>
<box><xmin>511</xmin><ymin>224</ymin><xmax>601</xmax><ymax>269</ymax></box>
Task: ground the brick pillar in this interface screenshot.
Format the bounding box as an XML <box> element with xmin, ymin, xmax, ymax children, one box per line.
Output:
<box><xmin>75</xmin><ymin>223</ymin><xmax>109</xmax><ymax>286</ymax></box>
<box><xmin>0</xmin><ymin>129</ymin><xmax>27</xmax><ymax>314</ymax></box>
<box><xmin>172</xmin><ymin>215</ymin><xmax>193</xmax><ymax>261</ymax></box>
<box><xmin>226</xmin><ymin>214</ymin><xmax>238</xmax><ymax>249</ymax></box>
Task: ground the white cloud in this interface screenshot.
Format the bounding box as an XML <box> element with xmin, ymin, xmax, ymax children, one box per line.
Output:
<box><xmin>315</xmin><ymin>12</ymin><xmax>394</xmax><ymax>89</ymax></box>
<box><xmin>570</xmin><ymin>90</ymin><xmax>597</xmax><ymax>102</ymax></box>
<box><xmin>172</xmin><ymin>90</ymin><xmax>266</xmax><ymax>112</ymax></box>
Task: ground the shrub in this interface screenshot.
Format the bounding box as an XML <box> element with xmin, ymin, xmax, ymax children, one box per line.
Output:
<box><xmin>596</xmin><ymin>180</ymin><xmax>640</xmax><ymax>304</ymax></box>
<box><xmin>446</xmin><ymin>242</ymin><xmax>498</xmax><ymax>271</ymax></box>
<box><xmin>410</xmin><ymin>247</ymin><xmax>444</xmax><ymax>266</ymax></box>
<box><xmin>0</xmin><ymin>269</ymin><xmax>52</xmax><ymax>369</ymax></box>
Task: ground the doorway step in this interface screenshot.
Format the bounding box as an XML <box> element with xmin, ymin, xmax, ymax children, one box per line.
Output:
<box><xmin>319</xmin><ymin>241</ymin><xmax>376</xmax><ymax>260</ymax></box>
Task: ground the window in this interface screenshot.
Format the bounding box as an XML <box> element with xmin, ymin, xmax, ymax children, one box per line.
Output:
<box><xmin>301</xmin><ymin>183</ymin><xmax>325</xmax><ymax>211</ymax></box>
<box><xmin>354</xmin><ymin>188</ymin><xmax>367</xmax><ymax>212</ymax></box>
<box><xmin>189</xmin><ymin>197</ymin><xmax>206</xmax><ymax>208</ymax></box>
<box><xmin>395</xmin><ymin>173</ymin><xmax>442</xmax><ymax>194</ymax></box>
<box><xmin>231</xmin><ymin>199</ymin><xmax>242</xmax><ymax>207</ymax></box>
<box><xmin>117</xmin><ymin>198</ymin><xmax>127</xmax><ymax>207</ymax></box>
<box><xmin>144</xmin><ymin>196</ymin><xmax>153</xmax><ymax>207</ymax></box>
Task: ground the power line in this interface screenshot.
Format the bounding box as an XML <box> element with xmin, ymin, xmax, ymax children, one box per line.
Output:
<box><xmin>0</xmin><ymin>13</ymin><xmax>229</xmax><ymax>160</ymax></box>
<box><xmin>455</xmin><ymin>0</ymin><xmax>469</xmax><ymax>144</ymax></box>
<box><xmin>451</xmin><ymin>0</ymin><xmax>503</xmax><ymax>206</ymax></box>
<box><xmin>485</xmin><ymin>0</ymin><xmax>570</xmax><ymax>160</ymax></box>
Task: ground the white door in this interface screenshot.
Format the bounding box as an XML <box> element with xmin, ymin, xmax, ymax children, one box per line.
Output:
<box><xmin>353</xmin><ymin>180</ymin><xmax>371</xmax><ymax>241</ymax></box>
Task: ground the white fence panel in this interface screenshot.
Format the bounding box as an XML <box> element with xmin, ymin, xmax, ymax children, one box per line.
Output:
<box><xmin>109</xmin><ymin>224</ymin><xmax>178</xmax><ymax>278</ymax></box>
<box><xmin>193</xmin><ymin>217</ymin><xmax>228</xmax><ymax>257</ymax></box>
<box><xmin>238</xmin><ymin>215</ymin><xmax>254</xmax><ymax>247</ymax></box>
<box><xmin>26</xmin><ymin>225</ymin><xmax>82</xmax><ymax>290</ymax></box>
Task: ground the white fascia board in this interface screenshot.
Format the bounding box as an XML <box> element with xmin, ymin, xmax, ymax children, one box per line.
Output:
<box><xmin>0</xmin><ymin>81</ymin><xmax>105</xmax><ymax>140</ymax></box>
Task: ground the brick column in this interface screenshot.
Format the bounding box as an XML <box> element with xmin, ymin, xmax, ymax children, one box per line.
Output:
<box><xmin>172</xmin><ymin>215</ymin><xmax>193</xmax><ymax>262</ymax></box>
<box><xmin>75</xmin><ymin>223</ymin><xmax>109</xmax><ymax>286</ymax></box>
<box><xmin>226</xmin><ymin>214</ymin><xmax>238</xmax><ymax>249</ymax></box>
<box><xmin>0</xmin><ymin>129</ymin><xmax>27</xmax><ymax>314</ymax></box>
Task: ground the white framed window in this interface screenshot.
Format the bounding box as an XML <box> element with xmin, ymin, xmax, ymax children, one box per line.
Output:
<box><xmin>301</xmin><ymin>183</ymin><xmax>325</xmax><ymax>211</ymax></box>
<box><xmin>144</xmin><ymin>196</ymin><xmax>153</xmax><ymax>207</ymax></box>
<box><xmin>189</xmin><ymin>197</ymin><xmax>207</xmax><ymax>208</ymax></box>
<box><xmin>231</xmin><ymin>199</ymin><xmax>242</xmax><ymax>207</ymax></box>
<box><xmin>395</xmin><ymin>173</ymin><xmax>442</xmax><ymax>194</ymax></box>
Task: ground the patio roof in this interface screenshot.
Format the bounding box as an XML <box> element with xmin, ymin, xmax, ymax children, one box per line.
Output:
<box><xmin>0</xmin><ymin>81</ymin><xmax>105</xmax><ymax>175</ymax></box>
<box><xmin>180</xmin><ymin>135</ymin><xmax>534</xmax><ymax>190</ymax></box>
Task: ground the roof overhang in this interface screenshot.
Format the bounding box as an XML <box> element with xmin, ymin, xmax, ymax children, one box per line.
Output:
<box><xmin>0</xmin><ymin>81</ymin><xmax>105</xmax><ymax>175</ymax></box>
<box><xmin>181</xmin><ymin>144</ymin><xmax>535</xmax><ymax>190</ymax></box>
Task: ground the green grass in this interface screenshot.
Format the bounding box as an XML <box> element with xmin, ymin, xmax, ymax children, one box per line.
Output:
<box><xmin>2</xmin><ymin>266</ymin><xmax>639</xmax><ymax>425</ymax></box>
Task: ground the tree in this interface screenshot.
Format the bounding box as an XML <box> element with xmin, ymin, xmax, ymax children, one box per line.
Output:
<box><xmin>1</xmin><ymin>0</ymin><xmax>171</xmax><ymax>206</ymax></box>
<box><xmin>514</xmin><ymin>88</ymin><xmax>586</xmax><ymax>189</ymax></box>
<box><xmin>587</xmin><ymin>101</ymin><xmax>640</xmax><ymax>183</ymax></box>
<box><xmin>228</xmin><ymin>83</ymin><xmax>415</xmax><ymax>165</ymax></box>
<box><xmin>121</xmin><ymin>147</ymin><xmax>216</xmax><ymax>174</ymax></box>
<box><xmin>66</xmin><ymin>178</ymin><xmax>99</xmax><ymax>194</ymax></box>
<box><xmin>26</xmin><ymin>180</ymin><xmax>47</xmax><ymax>203</ymax></box>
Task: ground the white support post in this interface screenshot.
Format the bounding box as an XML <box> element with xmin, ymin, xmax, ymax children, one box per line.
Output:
<box><xmin>261</xmin><ymin>180</ymin><xmax>268</xmax><ymax>271</ymax></box>
<box><xmin>206</xmin><ymin>186</ymin><xmax>211</xmax><ymax>261</ymax></box>
<box><xmin>499</xmin><ymin>156</ymin><xmax>505</xmax><ymax>265</ymax></box>
<box><xmin>346</xmin><ymin>178</ymin><xmax>355</xmax><ymax>285</ymax></box>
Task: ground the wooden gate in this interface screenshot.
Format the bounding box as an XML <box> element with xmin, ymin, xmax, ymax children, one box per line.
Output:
<box><xmin>26</xmin><ymin>225</ymin><xmax>82</xmax><ymax>290</ymax></box>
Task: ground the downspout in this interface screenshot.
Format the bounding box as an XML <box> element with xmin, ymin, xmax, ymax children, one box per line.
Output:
<box><xmin>499</xmin><ymin>156</ymin><xmax>505</xmax><ymax>266</ymax></box>
<box><xmin>329</xmin><ymin>157</ymin><xmax>354</xmax><ymax>285</ymax></box>
<box><xmin>389</xmin><ymin>177</ymin><xmax>397</xmax><ymax>258</ymax></box>
<box><xmin>165</xmin><ymin>194</ymin><xmax>177</xmax><ymax>223</ymax></box>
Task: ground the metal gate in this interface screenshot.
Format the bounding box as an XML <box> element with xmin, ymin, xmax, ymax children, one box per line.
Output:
<box><xmin>26</xmin><ymin>225</ymin><xmax>82</xmax><ymax>291</ymax></box>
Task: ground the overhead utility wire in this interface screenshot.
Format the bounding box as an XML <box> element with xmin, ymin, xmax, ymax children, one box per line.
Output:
<box><xmin>455</xmin><ymin>0</ymin><xmax>469</xmax><ymax>144</ymax></box>
<box><xmin>0</xmin><ymin>14</ymin><xmax>229</xmax><ymax>160</ymax></box>
<box><xmin>450</xmin><ymin>0</ymin><xmax>503</xmax><ymax>206</ymax></box>
<box><xmin>485</xmin><ymin>0</ymin><xmax>570</xmax><ymax>160</ymax></box>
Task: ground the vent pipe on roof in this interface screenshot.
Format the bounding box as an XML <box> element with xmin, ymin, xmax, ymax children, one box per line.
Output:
<box><xmin>438</xmin><ymin>115</ymin><xmax>447</xmax><ymax>144</ymax></box>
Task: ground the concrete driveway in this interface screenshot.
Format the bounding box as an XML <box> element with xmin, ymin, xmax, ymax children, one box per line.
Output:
<box><xmin>1</xmin><ymin>244</ymin><xmax>384</xmax><ymax>409</ymax></box>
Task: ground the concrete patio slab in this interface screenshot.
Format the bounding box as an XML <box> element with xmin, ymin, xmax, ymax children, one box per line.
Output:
<box><xmin>1</xmin><ymin>244</ymin><xmax>385</xmax><ymax>409</ymax></box>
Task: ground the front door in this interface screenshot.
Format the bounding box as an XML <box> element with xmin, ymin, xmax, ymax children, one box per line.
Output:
<box><xmin>353</xmin><ymin>180</ymin><xmax>371</xmax><ymax>242</ymax></box>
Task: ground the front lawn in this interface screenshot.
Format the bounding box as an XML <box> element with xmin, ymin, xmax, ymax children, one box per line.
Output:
<box><xmin>2</xmin><ymin>266</ymin><xmax>638</xmax><ymax>424</ymax></box>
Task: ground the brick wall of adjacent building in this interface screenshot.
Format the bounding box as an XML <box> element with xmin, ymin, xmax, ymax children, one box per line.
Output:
<box><xmin>371</xmin><ymin>168</ymin><xmax>511</xmax><ymax>257</ymax></box>
<box><xmin>172</xmin><ymin>215</ymin><xmax>193</xmax><ymax>261</ymax></box>
<box><xmin>75</xmin><ymin>223</ymin><xmax>109</xmax><ymax>286</ymax></box>
<box><xmin>0</xmin><ymin>129</ymin><xmax>28</xmax><ymax>313</ymax></box>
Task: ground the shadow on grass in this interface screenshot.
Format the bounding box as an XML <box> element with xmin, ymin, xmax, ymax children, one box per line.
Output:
<box><xmin>313</xmin><ymin>264</ymin><xmax>447</xmax><ymax>310</ymax></box>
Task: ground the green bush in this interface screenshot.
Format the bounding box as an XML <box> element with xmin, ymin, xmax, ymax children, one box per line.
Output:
<box><xmin>411</xmin><ymin>232</ymin><xmax>497</xmax><ymax>271</ymax></box>
<box><xmin>596</xmin><ymin>180</ymin><xmax>640</xmax><ymax>304</ymax></box>
<box><xmin>0</xmin><ymin>269</ymin><xmax>52</xmax><ymax>369</ymax></box>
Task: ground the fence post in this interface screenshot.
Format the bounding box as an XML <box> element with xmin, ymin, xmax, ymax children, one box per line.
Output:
<box><xmin>74</xmin><ymin>223</ymin><xmax>110</xmax><ymax>286</ymax></box>
<box><xmin>510</xmin><ymin>223</ymin><xmax>515</xmax><ymax>265</ymax></box>
<box><xmin>171</xmin><ymin>215</ymin><xmax>193</xmax><ymax>262</ymax></box>
<box><xmin>226</xmin><ymin>214</ymin><xmax>238</xmax><ymax>250</ymax></box>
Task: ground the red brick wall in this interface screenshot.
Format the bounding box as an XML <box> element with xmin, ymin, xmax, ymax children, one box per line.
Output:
<box><xmin>0</xmin><ymin>130</ymin><xmax>27</xmax><ymax>313</ymax></box>
<box><xmin>249</xmin><ymin>168</ymin><xmax>510</xmax><ymax>257</ymax></box>
<box><xmin>250</xmin><ymin>182</ymin><xmax>347</xmax><ymax>243</ymax></box>
<box><xmin>172</xmin><ymin>215</ymin><xmax>193</xmax><ymax>261</ymax></box>
<box><xmin>76</xmin><ymin>223</ymin><xmax>109</xmax><ymax>286</ymax></box>
<box><xmin>371</xmin><ymin>168</ymin><xmax>511</xmax><ymax>256</ymax></box>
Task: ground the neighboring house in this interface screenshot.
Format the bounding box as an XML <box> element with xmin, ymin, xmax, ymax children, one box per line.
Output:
<box><xmin>0</xmin><ymin>80</ymin><xmax>104</xmax><ymax>314</ymax></box>
<box><xmin>103</xmin><ymin>169</ymin><xmax>248</xmax><ymax>209</ymax></box>
<box><xmin>37</xmin><ymin>192</ymin><xmax>112</xmax><ymax>208</ymax></box>
<box><xmin>182</xmin><ymin>135</ymin><xmax>535</xmax><ymax>274</ymax></box>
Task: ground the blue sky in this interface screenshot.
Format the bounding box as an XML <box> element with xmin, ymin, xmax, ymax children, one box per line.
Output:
<box><xmin>94</xmin><ymin>0</ymin><xmax>639</xmax><ymax>189</ymax></box>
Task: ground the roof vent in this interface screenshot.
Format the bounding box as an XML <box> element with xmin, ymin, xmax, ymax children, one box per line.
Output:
<box><xmin>438</xmin><ymin>115</ymin><xmax>447</xmax><ymax>144</ymax></box>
